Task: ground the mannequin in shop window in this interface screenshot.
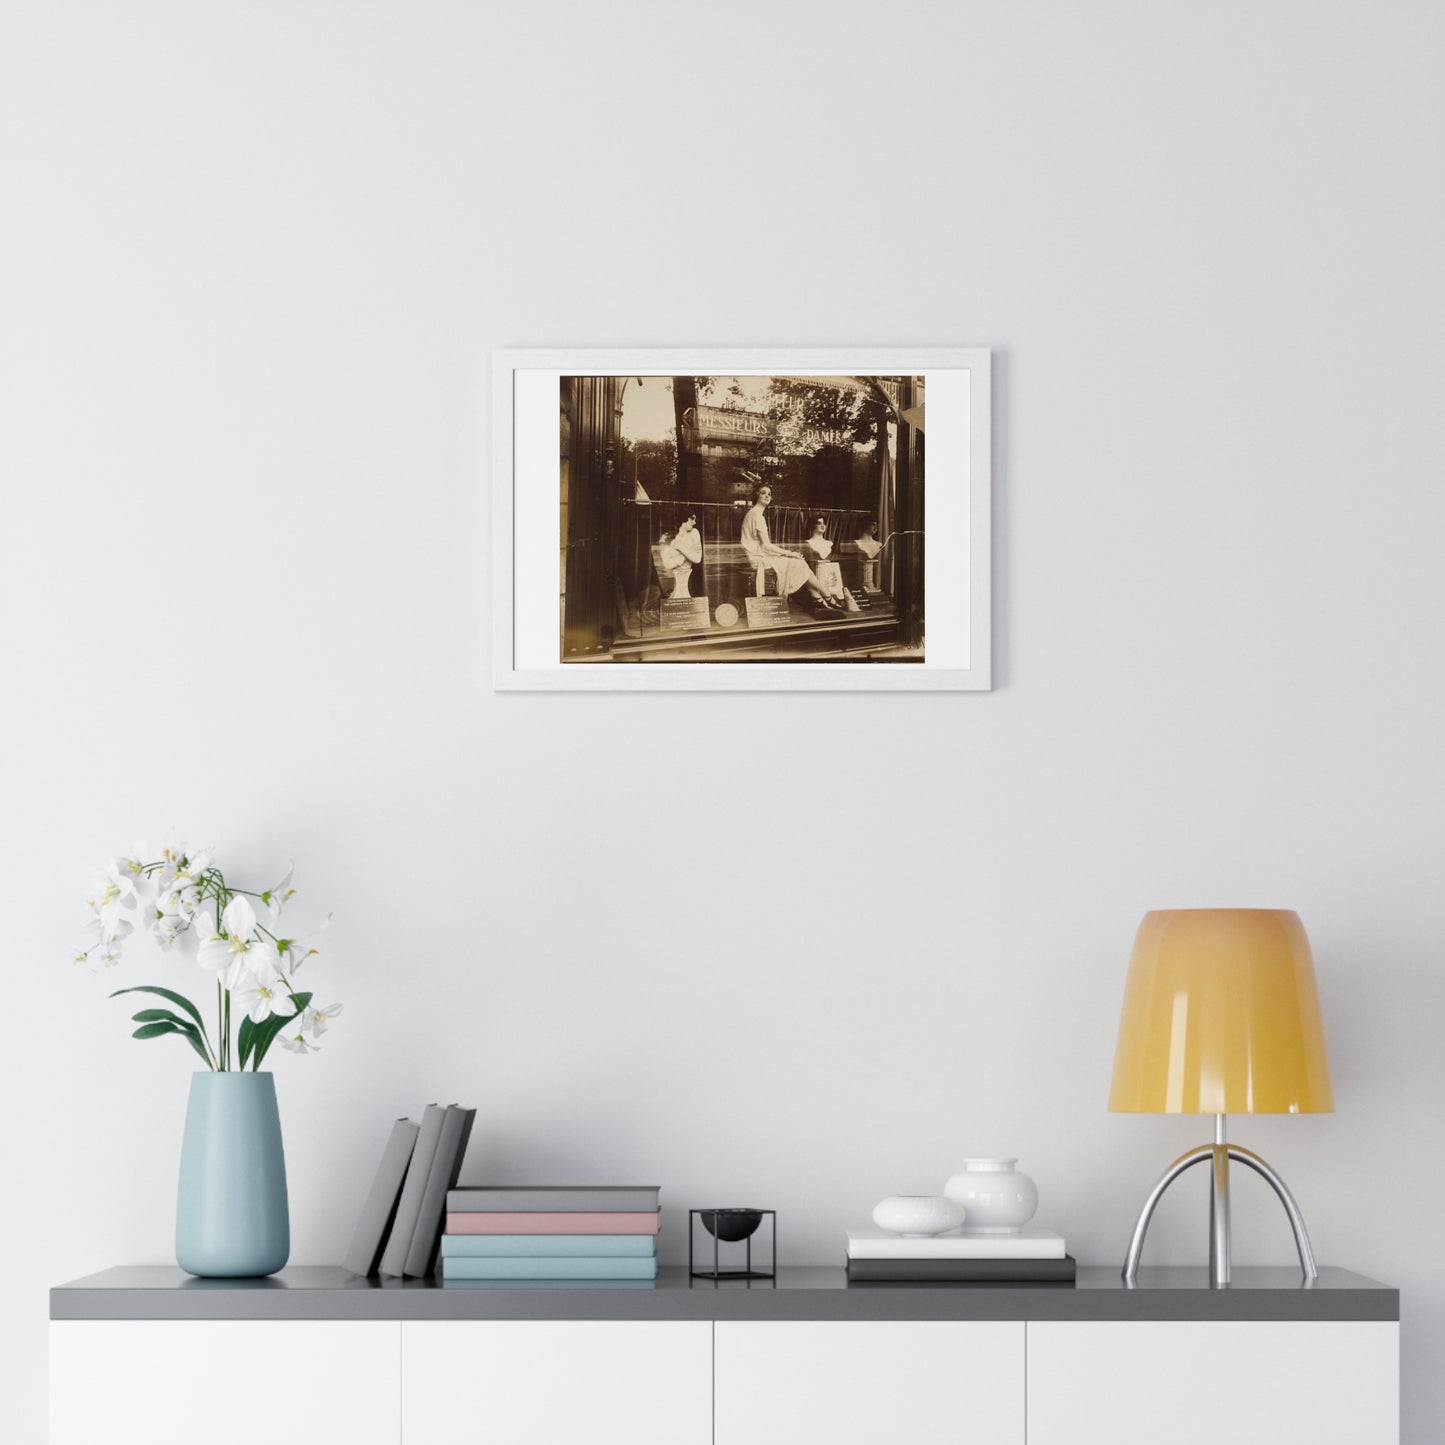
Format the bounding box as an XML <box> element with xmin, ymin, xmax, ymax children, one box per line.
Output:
<box><xmin>855</xmin><ymin>517</ymin><xmax>884</xmax><ymax>591</ymax></box>
<box><xmin>740</xmin><ymin>482</ymin><xmax>845</xmax><ymax>617</ymax></box>
<box><xmin>804</xmin><ymin>515</ymin><xmax>847</xmax><ymax>604</ymax></box>
<box><xmin>656</xmin><ymin>528</ymin><xmax>687</xmax><ymax>599</ymax></box>
<box><xmin>665</xmin><ymin>512</ymin><xmax>702</xmax><ymax>598</ymax></box>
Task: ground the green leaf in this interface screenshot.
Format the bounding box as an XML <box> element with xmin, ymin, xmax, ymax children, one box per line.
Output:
<box><xmin>249</xmin><ymin>992</ymin><xmax>311</xmax><ymax>1071</ymax></box>
<box><xmin>131</xmin><ymin>1011</ymin><xmax>215</xmax><ymax>1069</ymax></box>
<box><xmin>238</xmin><ymin>1015</ymin><xmax>256</xmax><ymax>1070</ymax></box>
<box><xmin>132</xmin><ymin>1028</ymin><xmax>212</xmax><ymax>1075</ymax></box>
<box><xmin>132</xmin><ymin>1021</ymin><xmax>181</xmax><ymax>1040</ymax></box>
<box><xmin>177</xmin><ymin>1027</ymin><xmax>214</xmax><ymax>1068</ymax></box>
<box><xmin>131</xmin><ymin>1008</ymin><xmax>191</xmax><ymax>1027</ymax></box>
<box><xmin>110</xmin><ymin>986</ymin><xmax>209</xmax><ymax>1037</ymax></box>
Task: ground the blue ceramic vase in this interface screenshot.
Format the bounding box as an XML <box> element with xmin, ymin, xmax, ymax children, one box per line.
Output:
<box><xmin>176</xmin><ymin>1071</ymin><xmax>290</xmax><ymax>1277</ymax></box>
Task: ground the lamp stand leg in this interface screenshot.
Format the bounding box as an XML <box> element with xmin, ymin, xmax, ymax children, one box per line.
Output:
<box><xmin>1122</xmin><ymin>1120</ymin><xmax>1319</xmax><ymax>1288</ymax></box>
<box><xmin>1210</xmin><ymin>1114</ymin><xmax>1231</xmax><ymax>1288</ymax></box>
<box><xmin>1122</xmin><ymin>1144</ymin><xmax>1214</xmax><ymax>1285</ymax></box>
<box><xmin>1227</xmin><ymin>1145</ymin><xmax>1320</xmax><ymax>1284</ymax></box>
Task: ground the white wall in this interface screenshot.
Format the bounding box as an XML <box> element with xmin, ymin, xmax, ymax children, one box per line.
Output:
<box><xmin>3</xmin><ymin>1</ymin><xmax>1442</xmax><ymax>1440</ymax></box>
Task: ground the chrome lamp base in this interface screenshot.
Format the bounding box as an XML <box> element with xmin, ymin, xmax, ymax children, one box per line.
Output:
<box><xmin>1122</xmin><ymin>1115</ymin><xmax>1319</xmax><ymax>1288</ymax></box>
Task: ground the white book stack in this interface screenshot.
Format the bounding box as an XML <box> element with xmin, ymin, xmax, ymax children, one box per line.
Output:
<box><xmin>845</xmin><ymin>1227</ymin><xmax>1075</xmax><ymax>1282</ymax></box>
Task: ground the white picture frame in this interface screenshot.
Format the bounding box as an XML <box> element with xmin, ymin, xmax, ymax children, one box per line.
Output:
<box><xmin>493</xmin><ymin>347</ymin><xmax>992</xmax><ymax>691</ymax></box>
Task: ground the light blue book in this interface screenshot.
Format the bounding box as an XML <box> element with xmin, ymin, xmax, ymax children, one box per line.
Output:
<box><xmin>441</xmin><ymin>1234</ymin><xmax>656</xmax><ymax>1259</ymax></box>
<box><xmin>441</xmin><ymin>1255</ymin><xmax>659</xmax><ymax>1281</ymax></box>
<box><xmin>442</xmin><ymin>1278</ymin><xmax>656</xmax><ymax>1290</ymax></box>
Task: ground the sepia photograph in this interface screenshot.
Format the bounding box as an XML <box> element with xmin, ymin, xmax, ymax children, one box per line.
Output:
<box><xmin>496</xmin><ymin>349</ymin><xmax>990</xmax><ymax>691</ymax></box>
<box><xmin>563</xmin><ymin>372</ymin><xmax>924</xmax><ymax>663</ymax></box>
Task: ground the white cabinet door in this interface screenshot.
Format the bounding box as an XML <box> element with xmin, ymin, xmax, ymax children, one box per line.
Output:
<box><xmin>51</xmin><ymin>1320</ymin><xmax>401</xmax><ymax>1445</ymax></box>
<box><xmin>401</xmin><ymin>1319</ymin><xmax>711</xmax><ymax>1445</ymax></box>
<box><xmin>1027</xmin><ymin>1320</ymin><xmax>1399</xmax><ymax>1445</ymax></box>
<box><xmin>714</xmin><ymin>1320</ymin><xmax>1025</xmax><ymax>1445</ymax></box>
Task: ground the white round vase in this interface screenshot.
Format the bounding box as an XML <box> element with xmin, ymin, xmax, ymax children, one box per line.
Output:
<box><xmin>942</xmin><ymin>1158</ymin><xmax>1038</xmax><ymax>1235</ymax></box>
<box><xmin>871</xmin><ymin>1195</ymin><xmax>968</xmax><ymax>1237</ymax></box>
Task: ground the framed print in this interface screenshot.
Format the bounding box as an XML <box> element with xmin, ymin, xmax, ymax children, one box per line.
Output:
<box><xmin>493</xmin><ymin>348</ymin><xmax>991</xmax><ymax>691</ymax></box>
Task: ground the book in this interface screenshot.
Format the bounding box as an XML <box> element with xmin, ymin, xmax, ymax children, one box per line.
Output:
<box><xmin>445</xmin><ymin>1210</ymin><xmax>661</xmax><ymax>1235</ymax></box>
<box><xmin>846</xmin><ymin>1227</ymin><xmax>1066</xmax><ymax>1260</ymax></box>
<box><xmin>441</xmin><ymin>1233</ymin><xmax>657</xmax><ymax>1258</ymax></box>
<box><xmin>403</xmin><ymin>1104</ymin><xmax>477</xmax><ymax>1277</ymax></box>
<box><xmin>342</xmin><ymin>1118</ymin><xmax>420</xmax><ymax>1276</ymax></box>
<box><xmin>446</xmin><ymin>1186</ymin><xmax>661</xmax><ymax>1213</ymax></box>
<box><xmin>379</xmin><ymin>1104</ymin><xmax>445</xmax><ymax>1276</ymax></box>
<box><xmin>845</xmin><ymin>1254</ymin><xmax>1077</xmax><ymax>1283</ymax></box>
<box><xmin>441</xmin><ymin>1277</ymin><xmax>656</xmax><ymax>1290</ymax></box>
<box><xmin>441</xmin><ymin>1255</ymin><xmax>659</xmax><ymax>1281</ymax></box>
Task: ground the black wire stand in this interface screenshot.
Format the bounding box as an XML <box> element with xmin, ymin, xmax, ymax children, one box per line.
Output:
<box><xmin>689</xmin><ymin>1208</ymin><xmax>776</xmax><ymax>1282</ymax></box>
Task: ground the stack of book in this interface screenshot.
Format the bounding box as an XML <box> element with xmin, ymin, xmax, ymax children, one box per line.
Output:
<box><xmin>845</xmin><ymin>1226</ymin><xmax>1076</xmax><ymax>1283</ymax></box>
<box><xmin>440</xmin><ymin>1186</ymin><xmax>661</xmax><ymax>1281</ymax></box>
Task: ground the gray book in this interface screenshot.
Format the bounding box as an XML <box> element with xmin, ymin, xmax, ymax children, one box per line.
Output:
<box><xmin>379</xmin><ymin>1104</ymin><xmax>444</xmax><ymax>1277</ymax></box>
<box><xmin>845</xmin><ymin>1254</ymin><xmax>1078</xmax><ymax>1283</ymax></box>
<box><xmin>342</xmin><ymin>1118</ymin><xmax>420</xmax><ymax>1277</ymax></box>
<box><xmin>403</xmin><ymin>1105</ymin><xmax>477</xmax><ymax>1277</ymax></box>
<box><xmin>446</xmin><ymin>1186</ymin><xmax>661</xmax><ymax>1212</ymax></box>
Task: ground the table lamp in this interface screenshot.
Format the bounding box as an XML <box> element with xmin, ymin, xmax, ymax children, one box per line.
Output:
<box><xmin>1109</xmin><ymin>908</ymin><xmax>1333</xmax><ymax>1287</ymax></box>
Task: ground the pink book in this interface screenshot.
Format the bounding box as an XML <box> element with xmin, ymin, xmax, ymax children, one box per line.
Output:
<box><xmin>446</xmin><ymin>1210</ymin><xmax>661</xmax><ymax>1235</ymax></box>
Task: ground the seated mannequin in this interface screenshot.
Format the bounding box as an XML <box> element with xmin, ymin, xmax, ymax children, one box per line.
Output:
<box><xmin>740</xmin><ymin>482</ymin><xmax>844</xmax><ymax>617</ymax></box>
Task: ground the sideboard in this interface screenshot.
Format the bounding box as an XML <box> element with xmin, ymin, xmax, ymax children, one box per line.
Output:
<box><xmin>50</xmin><ymin>1264</ymin><xmax>1398</xmax><ymax>1444</ymax></box>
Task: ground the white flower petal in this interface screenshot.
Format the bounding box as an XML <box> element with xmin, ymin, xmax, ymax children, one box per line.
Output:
<box><xmin>221</xmin><ymin>895</ymin><xmax>256</xmax><ymax>939</ymax></box>
<box><xmin>220</xmin><ymin>952</ymin><xmax>252</xmax><ymax>991</ymax></box>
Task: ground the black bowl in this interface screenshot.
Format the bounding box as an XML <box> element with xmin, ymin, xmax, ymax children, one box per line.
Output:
<box><xmin>700</xmin><ymin>1208</ymin><xmax>763</xmax><ymax>1242</ymax></box>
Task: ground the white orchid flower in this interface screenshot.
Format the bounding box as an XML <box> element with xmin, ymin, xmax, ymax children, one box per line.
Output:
<box><xmin>274</xmin><ymin>1015</ymin><xmax>321</xmax><ymax>1054</ymax></box>
<box><xmin>244</xmin><ymin>937</ymin><xmax>283</xmax><ymax>987</ymax></box>
<box><xmin>97</xmin><ymin>942</ymin><xmax>126</xmax><ymax>967</ymax></box>
<box><xmin>233</xmin><ymin>976</ymin><xmax>295</xmax><ymax>1024</ymax></box>
<box><xmin>272</xmin><ymin>913</ymin><xmax>331</xmax><ymax>974</ymax></box>
<box><xmin>156</xmin><ymin>841</ymin><xmax>213</xmax><ymax>888</ymax></box>
<box><xmin>307</xmin><ymin>1001</ymin><xmax>343</xmax><ymax>1036</ymax></box>
<box><xmin>157</xmin><ymin>877</ymin><xmax>200</xmax><ymax>910</ymax></box>
<box><xmin>171</xmin><ymin>846</ymin><xmax>214</xmax><ymax>888</ymax></box>
<box><xmin>154</xmin><ymin>840</ymin><xmax>188</xmax><ymax>885</ymax></box>
<box><xmin>193</xmin><ymin>906</ymin><xmax>226</xmax><ymax>963</ymax></box>
<box><xmin>116</xmin><ymin>843</ymin><xmax>155</xmax><ymax>899</ymax></box>
<box><xmin>146</xmin><ymin>870</ymin><xmax>207</xmax><ymax>954</ymax></box>
<box><xmin>86</xmin><ymin>860</ymin><xmax>138</xmax><ymax>934</ymax></box>
<box><xmin>261</xmin><ymin>862</ymin><xmax>297</xmax><ymax>924</ymax></box>
<box><xmin>75</xmin><ymin>913</ymin><xmax>129</xmax><ymax>968</ymax></box>
<box><xmin>152</xmin><ymin>889</ymin><xmax>202</xmax><ymax>948</ymax></box>
<box><xmin>104</xmin><ymin>915</ymin><xmax>134</xmax><ymax>946</ymax></box>
<box><xmin>195</xmin><ymin>896</ymin><xmax>263</xmax><ymax>990</ymax></box>
<box><xmin>81</xmin><ymin>839</ymin><xmax>339</xmax><ymax>1070</ymax></box>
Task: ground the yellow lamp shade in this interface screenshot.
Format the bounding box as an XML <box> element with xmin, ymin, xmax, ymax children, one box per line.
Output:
<box><xmin>1109</xmin><ymin>908</ymin><xmax>1333</xmax><ymax>1115</ymax></box>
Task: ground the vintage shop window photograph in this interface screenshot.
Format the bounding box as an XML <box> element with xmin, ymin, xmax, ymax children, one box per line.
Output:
<box><xmin>559</xmin><ymin>374</ymin><xmax>924</xmax><ymax>664</ymax></box>
<box><xmin>497</xmin><ymin>350</ymin><xmax>989</xmax><ymax>692</ymax></box>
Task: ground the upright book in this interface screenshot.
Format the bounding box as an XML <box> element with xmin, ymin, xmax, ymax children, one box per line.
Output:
<box><xmin>342</xmin><ymin>1118</ymin><xmax>420</xmax><ymax>1277</ymax></box>
<box><xmin>403</xmin><ymin>1104</ymin><xmax>477</xmax><ymax>1277</ymax></box>
<box><xmin>379</xmin><ymin>1104</ymin><xmax>444</xmax><ymax>1277</ymax></box>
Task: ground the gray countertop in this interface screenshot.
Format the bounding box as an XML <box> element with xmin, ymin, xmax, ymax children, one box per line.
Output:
<box><xmin>51</xmin><ymin>1265</ymin><xmax>1398</xmax><ymax>1323</ymax></box>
